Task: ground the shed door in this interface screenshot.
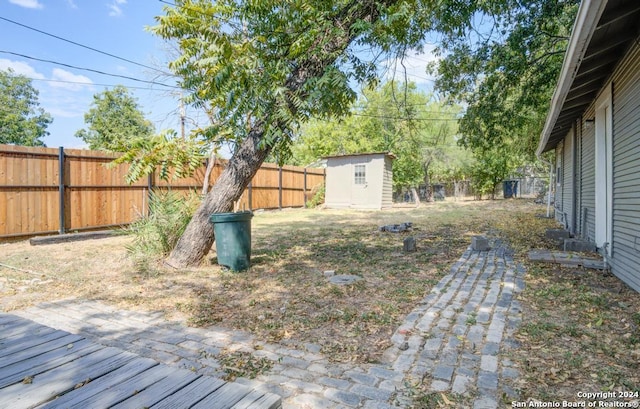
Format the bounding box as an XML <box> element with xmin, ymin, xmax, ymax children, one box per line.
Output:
<box><xmin>351</xmin><ymin>163</ymin><xmax>369</xmax><ymax>206</ymax></box>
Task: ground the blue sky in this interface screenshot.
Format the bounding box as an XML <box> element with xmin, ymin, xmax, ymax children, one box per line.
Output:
<box><xmin>1</xmin><ymin>0</ymin><xmax>438</xmax><ymax>150</ymax></box>
<box><xmin>0</xmin><ymin>0</ymin><xmax>188</xmax><ymax>148</ymax></box>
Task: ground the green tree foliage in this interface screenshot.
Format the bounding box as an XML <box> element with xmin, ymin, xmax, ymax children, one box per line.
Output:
<box><xmin>432</xmin><ymin>0</ymin><xmax>578</xmax><ymax>157</ymax></box>
<box><xmin>110</xmin><ymin>129</ymin><xmax>207</xmax><ymax>184</ymax></box>
<box><xmin>291</xmin><ymin>81</ymin><xmax>466</xmax><ymax>190</ymax></box>
<box><xmin>151</xmin><ymin>0</ymin><xmax>524</xmax><ymax>266</ymax></box>
<box><xmin>468</xmin><ymin>143</ymin><xmax>525</xmax><ymax>199</ymax></box>
<box><xmin>430</xmin><ymin>0</ymin><xmax>578</xmax><ymax>196</ymax></box>
<box><xmin>75</xmin><ymin>85</ymin><xmax>155</xmax><ymax>151</ymax></box>
<box><xmin>0</xmin><ymin>69</ymin><xmax>52</xmax><ymax>146</ymax></box>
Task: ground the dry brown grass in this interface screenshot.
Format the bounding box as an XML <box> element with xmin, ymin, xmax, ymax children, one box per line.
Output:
<box><xmin>1</xmin><ymin>198</ymin><xmax>639</xmax><ymax>402</ymax></box>
<box><xmin>1</xmin><ymin>199</ymin><xmax>515</xmax><ymax>362</ymax></box>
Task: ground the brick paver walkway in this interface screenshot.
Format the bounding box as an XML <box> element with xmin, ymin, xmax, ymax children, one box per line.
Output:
<box><xmin>14</xmin><ymin>240</ymin><xmax>525</xmax><ymax>408</ymax></box>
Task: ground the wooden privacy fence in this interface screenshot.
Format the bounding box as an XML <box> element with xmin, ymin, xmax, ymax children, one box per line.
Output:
<box><xmin>0</xmin><ymin>144</ymin><xmax>325</xmax><ymax>240</ymax></box>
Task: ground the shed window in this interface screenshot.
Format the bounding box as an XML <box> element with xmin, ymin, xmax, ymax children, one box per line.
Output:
<box><xmin>354</xmin><ymin>164</ymin><xmax>366</xmax><ymax>185</ymax></box>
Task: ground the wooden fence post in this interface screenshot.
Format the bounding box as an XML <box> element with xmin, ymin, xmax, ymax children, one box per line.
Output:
<box><xmin>303</xmin><ymin>168</ymin><xmax>307</xmax><ymax>207</ymax></box>
<box><xmin>58</xmin><ymin>147</ymin><xmax>65</xmax><ymax>235</ymax></box>
<box><xmin>147</xmin><ymin>172</ymin><xmax>154</xmax><ymax>216</ymax></box>
<box><xmin>278</xmin><ymin>166</ymin><xmax>283</xmax><ymax>209</ymax></box>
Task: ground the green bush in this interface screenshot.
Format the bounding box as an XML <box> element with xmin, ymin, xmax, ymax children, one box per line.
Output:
<box><xmin>306</xmin><ymin>183</ymin><xmax>325</xmax><ymax>208</ymax></box>
<box><xmin>125</xmin><ymin>190</ymin><xmax>200</xmax><ymax>258</ymax></box>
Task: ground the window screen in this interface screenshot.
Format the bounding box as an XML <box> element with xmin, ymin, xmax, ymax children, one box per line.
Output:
<box><xmin>354</xmin><ymin>164</ymin><xmax>366</xmax><ymax>185</ymax></box>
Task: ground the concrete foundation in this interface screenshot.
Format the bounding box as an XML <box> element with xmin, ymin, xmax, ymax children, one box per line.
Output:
<box><xmin>545</xmin><ymin>229</ymin><xmax>571</xmax><ymax>241</ymax></box>
<box><xmin>563</xmin><ymin>239</ymin><xmax>596</xmax><ymax>253</ymax></box>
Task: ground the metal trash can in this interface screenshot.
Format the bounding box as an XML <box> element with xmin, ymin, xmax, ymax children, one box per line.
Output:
<box><xmin>503</xmin><ymin>180</ymin><xmax>519</xmax><ymax>198</ymax></box>
<box><xmin>433</xmin><ymin>184</ymin><xmax>445</xmax><ymax>201</ymax></box>
<box><xmin>210</xmin><ymin>211</ymin><xmax>253</xmax><ymax>271</ymax></box>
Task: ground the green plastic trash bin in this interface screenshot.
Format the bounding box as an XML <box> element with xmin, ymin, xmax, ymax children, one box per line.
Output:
<box><xmin>210</xmin><ymin>211</ymin><xmax>253</xmax><ymax>271</ymax></box>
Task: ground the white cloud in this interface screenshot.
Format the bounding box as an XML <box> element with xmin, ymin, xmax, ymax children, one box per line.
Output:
<box><xmin>0</xmin><ymin>59</ymin><xmax>46</xmax><ymax>79</ymax></box>
<box><xmin>41</xmin><ymin>92</ymin><xmax>92</xmax><ymax>118</ymax></box>
<box><xmin>381</xmin><ymin>46</ymin><xmax>440</xmax><ymax>86</ymax></box>
<box><xmin>107</xmin><ymin>0</ymin><xmax>127</xmax><ymax>17</ymax></box>
<box><xmin>8</xmin><ymin>0</ymin><xmax>43</xmax><ymax>9</ymax></box>
<box><xmin>66</xmin><ymin>0</ymin><xmax>77</xmax><ymax>8</ymax></box>
<box><xmin>50</xmin><ymin>68</ymin><xmax>93</xmax><ymax>91</ymax></box>
<box><xmin>47</xmin><ymin>106</ymin><xmax>84</xmax><ymax>118</ymax></box>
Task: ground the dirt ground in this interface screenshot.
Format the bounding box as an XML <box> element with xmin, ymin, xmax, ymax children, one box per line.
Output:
<box><xmin>1</xmin><ymin>198</ymin><xmax>638</xmax><ymax>401</ymax></box>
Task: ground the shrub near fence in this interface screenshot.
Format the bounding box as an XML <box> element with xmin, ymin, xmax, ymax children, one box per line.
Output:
<box><xmin>0</xmin><ymin>144</ymin><xmax>325</xmax><ymax>240</ymax></box>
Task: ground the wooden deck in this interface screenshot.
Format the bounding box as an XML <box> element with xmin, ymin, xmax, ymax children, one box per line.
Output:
<box><xmin>0</xmin><ymin>313</ymin><xmax>282</xmax><ymax>409</ymax></box>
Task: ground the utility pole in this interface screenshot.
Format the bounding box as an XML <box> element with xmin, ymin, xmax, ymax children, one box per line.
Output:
<box><xmin>180</xmin><ymin>94</ymin><xmax>186</xmax><ymax>139</ymax></box>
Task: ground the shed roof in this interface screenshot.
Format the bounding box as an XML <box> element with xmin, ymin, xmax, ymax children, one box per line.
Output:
<box><xmin>322</xmin><ymin>152</ymin><xmax>396</xmax><ymax>160</ymax></box>
<box><xmin>538</xmin><ymin>0</ymin><xmax>640</xmax><ymax>155</ymax></box>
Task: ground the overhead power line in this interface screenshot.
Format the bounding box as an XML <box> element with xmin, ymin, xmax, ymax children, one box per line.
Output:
<box><xmin>0</xmin><ymin>15</ymin><xmax>173</xmax><ymax>76</ymax></box>
<box><xmin>0</xmin><ymin>50</ymin><xmax>182</xmax><ymax>90</ymax></box>
<box><xmin>29</xmin><ymin>77</ymin><xmax>172</xmax><ymax>91</ymax></box>
<box><xmin>351</xmin><ymin>112</ymin><xmax>459</xmax><ymax>121</ymax></box>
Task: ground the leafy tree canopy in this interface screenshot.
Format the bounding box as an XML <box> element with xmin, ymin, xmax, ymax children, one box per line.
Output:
<box><xmin>432</xmin><ymin>0</ymin><xmax>579</xmax><ymax>159</ymax></box>
<box><xmin>149</xmin><ymin>0</ymin><xmax>546</xmax><ymax>266</ymax></box>
<box><xmin>151</xmin><ymin>0</ymin><xmax>508</xmax><ymax>162</ymax></box>
<box><xmin>0</xmin><ymin>69</ymin><xmax>52</xmax><ymax>146</ymax></box>
<box><xmin>291</xmin><ymin>81</ymin><xmax>466</xmax><ymax>189</ymax></box>
<box><xmin>75</xmin><ymin>85</ymin><xmax>155</xmax><ymax>151</ymax></box>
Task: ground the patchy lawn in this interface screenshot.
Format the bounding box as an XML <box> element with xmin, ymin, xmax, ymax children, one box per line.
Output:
<box><xmin>1</xmin><ymin>199</ymin><xmax>638</xmax><ymax>402</ymax></box>
<box><xmin>509</xmin><ymin>260</ymin><xmax>640</xmax><ymax>403</ymax></box>
<box><xmin>1</xmin><ymin>199</ymin><xmax>512</xmax><ymax>362</ymax></box>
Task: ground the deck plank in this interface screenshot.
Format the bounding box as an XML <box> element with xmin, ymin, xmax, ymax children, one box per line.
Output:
<box><xmin>150</xmin><ymin>376</ymin><xmax>226</xmax><ymax>409</ymax></box>
<box><xmin>0</xmin><ymin>314</ymin><xmax>282</xmax><ymax>409</ymax></box>
<box><xmin>244</xmin><ymin>393</ymin><xmax>283</xmax><ymax>409</ymax></box>
<box><xmin>193</xmin><ymin>382</ymin><xmax>255</xmax><ymax>409</ymax></box>
<box><xmin>0</xmin><ymin>314</ymin><xmax>22</xmax><ymax>325</ymax></box>
<box><xmin>0</xmin><ymin>328</ymin><xmax>67</xmax><ymax>359</ymax></box>
<box><xmin>0</xmin><ymin>339</ymin><xmax>99</xmax><ymax>388</ymax></box>
<box><xmin>110</xmin><ymin>367</ymin><xmax>201</xmax><ymax>409</ymax></box>
<box><xmin>0</xmin><ymin>348</ymin><xmax>134</xmax><ymax>408</ymax></box>
<box><xmin>0</xmin><ymin>333</ymin><xmax>83</xmax><ymax>367</ymax></box>
<box><xmin>0</xmin><ymin>322</ymin><xmax>57</xmax><ymax>344</ymax></box>
<box><xmin>67</xmin><ymin>364</ymin><xmax>177</xmax><ymax>408</ymax></box>
<box><xmin>0</xmin><ymin>319</ymin><xmax>45</xmax><ymax>340</ymax></box>
<box><xmin>38</xmin><ymin>357</ymin><xmax>159</xmax><ymax>409</ymax></box>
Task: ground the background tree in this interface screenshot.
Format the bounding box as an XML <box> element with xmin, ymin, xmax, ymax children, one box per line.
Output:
<box><xmin>432</xmin><ymin>0</ymin><xmax>578</xmax><ymax>157</ymax></box>
<box><xmin>291</xmin><ymin>81</ymin><xmax>466</xmax><ymax>200</ymax></box>
<box><xmin>0</xmin><ymin>69</ymin><xmax>52</xmax><ymax>146</ymax></box>
<box><xmin>150</xmin><ymin>0</ymin><xmax>542</xmax><ymax>267</ymax></box>
<box><xmin>75</xmin><ymin>85</ymin><xmax>154</xmax><ymax>151</ymax></box>
<box><xmin>426</xmin><ymin>0</ymin><xmax>578</xmax><ymax>197</ymax></box>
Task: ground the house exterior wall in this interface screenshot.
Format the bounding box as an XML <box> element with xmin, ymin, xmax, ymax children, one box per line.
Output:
<box><xmin>555</xmin><ymin>141</ymin><xmax>564</xmax><ymax>221</ymax></box>
<box><xmin>580</xmin><ymin>104</ymin><xmax>597</xmax><ymax>242</ymax></box>
<box><xmin>561</xmin><ymin>39</ymin><xmax>640</xmax><ymax>292</ymax></box>
<box><xmin>555</xmin><ymin>133</ymin><xmax>576</xmax><ymax>232</ymax></box>
<box><xmin>609</xmin><ymin>40</ymin><xmax>640</xmax><ymax>292</ymax></box>
<box><xmin>325</xmin><ymin>153</ymin><xmax>391</xmax><ymax>210</ymax></box>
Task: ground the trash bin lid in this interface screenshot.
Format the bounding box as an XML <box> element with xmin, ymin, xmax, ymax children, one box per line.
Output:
<box><xmin>210</xmin><ymin>211</ymin><xmax>253</xmax><ymax>223</ymax></box>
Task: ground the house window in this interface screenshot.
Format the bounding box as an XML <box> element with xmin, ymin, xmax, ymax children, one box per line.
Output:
<box><xmin>354</xmin><ymin>164</ymin><xmax>366</xmax><ymax>185</ymax></box>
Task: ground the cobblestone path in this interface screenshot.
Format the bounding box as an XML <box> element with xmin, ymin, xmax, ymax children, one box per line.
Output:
<box><xmin>14</xmin><ymin>241</ymin><xmax>526</xmax><ymax>408</ymax></box>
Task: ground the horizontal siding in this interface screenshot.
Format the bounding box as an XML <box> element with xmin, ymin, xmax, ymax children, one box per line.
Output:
<box><xmin>381</xmin><ymin>157</ymin><xmax>393</xmax><ymax>208</ymax></box>
<box><xmin>563</xmin><ymin>128</ymin><xmax>574</xmax><ymax>233</ymax></box>
<box><xmin>555</xmin><ymin>141</ymin><xmax>564</xmax><ymax>224</ymax></box>
<box><xmin>610</xmin><ymin>40</ymin><xmax>640</xmax><ymax>293</ymax></box>
<box><xmin>581</xmin><ymin>104</ymin><xmax>596</xmax><ymax>242</ymax></box>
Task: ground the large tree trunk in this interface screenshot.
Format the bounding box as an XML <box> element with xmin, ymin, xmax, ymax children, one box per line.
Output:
<box><xmin>166</xmin><ymin>124</ymin><xmax>270</xmax><ymax>268</ymax></box>
<box><xmin>165</xmin><ymin>0</ymin><xmax>396</xmax><ymax>268</ymax></box>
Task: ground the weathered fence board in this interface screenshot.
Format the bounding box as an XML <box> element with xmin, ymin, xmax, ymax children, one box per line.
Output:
<box><xmin>0</xmin><ymin>144</ymin><xmax>325</xmax><ymax>239</ymax></box>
